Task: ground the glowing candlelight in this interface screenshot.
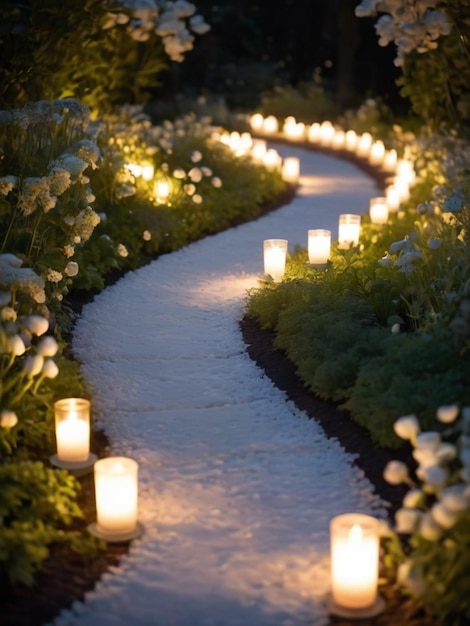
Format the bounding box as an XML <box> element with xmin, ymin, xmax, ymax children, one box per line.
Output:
<box><xmin>154</xmin><ymin>179</ymin><xmax>172</xmax><ymax>204</ymax></box>
<box><xmin>330</xmin><ymin>513</ymin><xmax>381</xmax><ymax>611</ymax></box>
<box><xmin>338</xmin><ymin>214</ymin><xmax>361</xmax><ymax>248</ymax></box>
<box><xmin>94</xmin><ymin>457</ymin><xmax>139</xmax><ymax>538</ymax></box>
<box><xmin>263</xmin><ymin>115</ymin><xmax>279</xmax><ymax>134</ymax></box>
<box><xmin>252</xmin><ymin>139</ymin><xmax>267</xmax><ymax>162</ymax></box>
<box><xmin>263</xmin><ymin>148</ymin><xmax>282</xmax><ymax>170</ymax></box>
<box><xmin>331</xmin><ymin>130</ymin><xmax>345</xmax><ymax>150</ymax></box>
<box><xmin>308</xmin><ymin>123</ymin><xmax>321</xmax><ymax>143</ymax></box>
<box><xmin>356</xmin><ymin>133</ymin><xmax>373</xmax><ymax>158</ymax></box>
<box><xmin>263</xmin><ymin>239</ymin><xmax>288</xmax><ymax>282</ymax></box>
<box><xmin>281</xmin><ymin>157</ymin><xmax>300</xmax><ymax>183</ymax></box>
<box><xmin>319</xmin><ymin>121</ymin><xmax>335</xmax><ymax>146</ymax></box>
<box><xmin>141</xmin><ymin>164</ymin><xmax>155</xmax><ymax>181</ymax></box>
<box><xmin>344</xmin><ymin>130</ymin><xmax>358</xmax><ymax>151</ymax></box>
<box><xmin>386</xmin><ymin>184</ymin><xmax>401</xmax><ymax>212</ymax></box>
<box><xmin>54</xmin><ymin>398</ymin><xmax>90</xmax><ymax>463</ymax></box>
<box><xmin>382</xmin><ymin>149</ymin><xmax>398</xmax><ymax>173</ymax></box>
<box><xmin>308</xmin><ymin>229</ymin><xmax>331</xmax><ymax>265</ymax></box>
<box><xmin>126</xmin><ymin>163</ymin><xmax>143</xmax><ymax>178</ymax></box>
<box><xmin>369</xmin><ymin>141</ymin><xmax>386</xmax><ymax>166</ymax></box>
<box><xmin>249</xmin><ymin>113</ymin><xmax>264</xmax><ymax>132</ymax></box>
<box><xmin>369</xmin><ymin>197</ymin><xmax>389</xmax><ymax>224</ymax></box>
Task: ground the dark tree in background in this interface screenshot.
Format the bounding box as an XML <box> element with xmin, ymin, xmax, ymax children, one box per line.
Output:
<box><xmin>158</xmin><ymin>0</ymin><xmax>401</xmax><ymax>112</ymax></box>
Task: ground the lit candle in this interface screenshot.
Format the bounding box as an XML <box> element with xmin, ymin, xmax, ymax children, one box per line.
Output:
<box><xmin>356</xmin><ymin>133</ymin><xmax>373</xmax><ymax>158</ymax></box>
<box><xmin>249</xmin><ymin>113</ymin><xmax>264</xmax><ymax>132</ymax></box>
<box><xmin>331</xmin><ymin>130</ymin><xmax>345</xmax><ymax>150</ymax></box>
<box><xmin>263</xmin><ymin>115</ymin><xmax>279</xmax><ymax>134</ymax></box>
<box><xmin>344</xmin><ymin>130</ymin><xmax>358</xmax><ymax>151</ymax></box>
<box><xmin>281</xmin><ymin>157</ymin><xmax>300</xmax><ymax>183</ymax></box>
<box><xmin>308</xmin><ymin>123</ymin><xmax>321</xmax><ymax>143</ymax></box>
<box><xmin>338</xmin><ymin>214</ymin><xmax>361</xmax><ymax>248</ymax></box>
<box><xmin>252</xmin><ymin>139</ymin><xmax>267</xmax><ymax>161</ymax></box>
<box><xmin>263</xmin><ymin>239</ymin><xmax>288</xmax><ymax>282</ymax></box>
<box><xmin>141</xmin><ymin>164</ymin><xmax>155</xmax><ymax>181</ymax></box>
<box><xmin>54</xmin><ymin>398</ymin><xmax>90</xmax><ymax>463</ymax></box>
<box><xmin>154</xmin><ymin>179</ymin><xmax>172</xmax><ymax>204</ymax></box>
<box><xmin>308</xmin><ymin>229</ymin><xmax>331</xmax><ymax>265</ymax></box>
<box><xmin>382</xmin><ymin>149</ymin><xmax>398</xmax><ymax>173</ymax></box>
<box><xmin>369</xmin><ymin>196</ymin><xmax>389</xmax><ymax>224</ymax></box>
<box><xmin>393</xmin><ymin>176</ymin><xmax>410</xmax><ymax>203</ymax></box>
<box><xmin>94</xmin><ymin>457</ymin><xmax>139</xmax><ymax>537</ymax></box>
<box><xmin>386</xmin><ymin>184</ymin><xmax>400</xmax><ymax>212</ymax></box>
<box><xmin>126</xmin><ymin>163</ymin><xmax>143</xmax><ymax>178</ymax></box>
<box><xmin>330</xmin><ymin>513</ymin><xmax>380</xmax><ymax>610</ymax></box>
<box><xmin>319</xmin><ymin>121</ymin><xmax>335</xmax><ymax>146</ymax></box>
<box><xmin>263</xmin><ymin>148</ymin><xmax>282</xmax><ymax>170</ymax></box>
<box><xmin>369</xmin><ymin>141</ymin><xmax>385</xmax><ymax>166</ymax></box>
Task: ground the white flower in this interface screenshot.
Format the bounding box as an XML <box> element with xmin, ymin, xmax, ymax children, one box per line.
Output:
<box><xmin>191</xmin><ymin>150</ymin><xmax>202</xmax><ymax>163</ymax></box>
<box><xmin>188</xmin><ymin>167</ymin><xmax>203</xmax><ymax>183</ymax></box>
<box><xmin>415</xmin><ymin>431</ymin><xmax>441</xmax><ymax>451</ymax></box>
<box><xmin>173</xmin><ymin>167</ymin><xmax>186</xmax><ymax>179</ymax></box>
<box><xmin>393</xmin><ymin>414</ymin><xmax>420</xmax><ymax>441</ymax></box>
<box><xmin>211</xmin><ymin>176</ymin><xmax>222</xmax><ymax>188</ymax></box>
<box><xmin>417</xmin><ymin>465</ymin><xmax>448</xmax><ymax>493</ymax></box>
<box><xmin>413</xmin><ymin>446</ymin><xmax>439</xmax><ymax>468</ymax></box>
<box><xmin>383</xmin><ymin>460</ymin><xmax>409</xmax><ymax>485</ymax></box>
<box><xmin>7</xmin><ymin>334</ymin><xmax>26</xmax><ymax>356</ymax></box>
<box><xmin>46</xmin><ymin>268</ymin><xmax>63</xmax><ymax>283</ymax></box>
<box><xmin>184</xmin><ymin>183</ymin><xmax>196</xmax><ymax>196</ymax></box>
<box><xmin>189</xmin><ymin>14</ymin><xmax>210</xmax><ymax>35</ymax></box>
<box><xmin>419</xmin><ymin>513</ymin><xmax>442</xmax><ymax>541</ymax></box>
<box><xmin>23</xmin><ymin>354</ymin><xmax>44</xmax><ymax>377</ymax></box>
<box><xmin>440</xmin><ymin>485</ymin><xmax>470</xmax><ymax>513</ymax></box>
<box><xmin>192</xmin><ymin>194</ymin><xmax>203</xmax><ymax>204</ymax></box>
<box><xmin>389</xmin><ymin>238</ymin><xmax>408</xmax><ymax>254</ymax></box>
<box><xmin>36</xmin><ymin>336</ymin><xmax>58</xmax><ymax>357</ymax></box>
<box><xmin>395</xmin><ymin>507</ymin><xmax>422</xmax><ymax>534</ymax></box>
<box><xmin>42</xmin><ymin>358</ymin><xmax>59</xmax><ymax>379</ymax></box>
<box><xmin>22</xmin><ymin>315</ymin><xmax>49</xmax><ymax>336</ymax></box>
<box><xmin>436</xmin><ymin>404</ymin><xmax>459</xmax><ymax>424</ymax></box>
<box><xmin>1</xmin><ymin>306</ymin><xmax>17</xmax><ymax>322</ymax></box>
<box><xmin>431</xmin><ymin>502</ymin><xmax>459</xmax><ymax>529</ymax></box>
<box><xmin>403</xmin><ymin>488</ymin><xmax>423</xmax><ymax>509</ymax></box>
<box><xmin>391</xmin><ymin>323</ymin><xmax>400</xmax><ymax>334</ymax></box>
<box><xmin>435</xmin><ymin>442</ymin><xmax>457</xmax><ymax>464</ymax></box>
<box><xmin>117</xmin><ymin>243</ymin><xmax>129</xmax><ymax>258</ymax></box>
<box><xmin>64</xmin><ymin>261</ymin><xmax>79</xmax><ymax>277</ymax></box>
<box><xmin>0</xmin><ymin>410</ymin><xmax>18</xmax><ymax>428</ymax></box>
<box><xmin>143</xmin><ymin>230</ymin><xmax>152</xmax><ymax>241</ymax></box>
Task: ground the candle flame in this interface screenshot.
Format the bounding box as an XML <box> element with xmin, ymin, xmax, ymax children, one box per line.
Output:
<box><xmin>349</xmin><ymin>523</ymin><xmax>363</xmax><ymax>544</ymax></box>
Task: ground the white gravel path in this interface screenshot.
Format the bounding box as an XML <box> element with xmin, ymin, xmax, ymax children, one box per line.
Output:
<box><xmin>51</xmin><ymin>144</ymin><xmax>386</xmax><ymax>626</ymax></box>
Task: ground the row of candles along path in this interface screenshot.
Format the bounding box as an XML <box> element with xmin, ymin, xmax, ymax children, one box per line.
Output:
<box><xmin>50</xmin><ymin>397</ymin><xmax>386</xmax><ymax>618</ymax></box>
<box><xmin>264</xmin><ymin>201</ymin><xmax>387</xmax><ymax>281</ymax></box>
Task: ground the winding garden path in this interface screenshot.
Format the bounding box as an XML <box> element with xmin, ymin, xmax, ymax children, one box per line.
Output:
<box><xmin>53</xmin><ymin>145</ymin><xmax>386</xmax><ymax>626</ymax></box>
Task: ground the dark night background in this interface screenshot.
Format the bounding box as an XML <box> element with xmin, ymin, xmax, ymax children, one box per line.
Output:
<box><xmin>157</xmin><ymin>0</ymin><xmax>402</xmax><ymax>113</ymax></box>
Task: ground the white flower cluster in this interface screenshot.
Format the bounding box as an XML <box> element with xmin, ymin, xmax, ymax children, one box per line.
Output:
<box><xmin>1</xmin><ymin>294</ymin><xmax>59</xmax><ymax>431</ymax></box>
<box><xmin>384</xmin><ymin>406</ymin><xmax>470</xmax><ymax>542</ymax></box>
<box><xmin>103</xmin><ymin>0</ymin><xmax>210</xmax><ymax>62</ymax></box>
<box><xmin>0</xmin><ymin>254</ymin><xmax>46</xmax><ymax>304</ymax></box>
<box><xmin>378</xmin><ymin>231</ymin><xmax>423</xmax><ymax>273</ymax></box>
<box><xmin>355</xmin><ymin>0</ymin><xmax>452</xmax><ymax>66</ymax></box>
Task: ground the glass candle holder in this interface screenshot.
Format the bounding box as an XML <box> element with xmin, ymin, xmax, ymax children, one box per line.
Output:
<box><xmin>308</xmin><ymin>229</ymin><xmax>331</xmax><ymax>266</ymax></box>
<box><xmin>369</xmin><ymin>197</ymin><xmax>389</xmax><ymax>224</ymax></box>
<box><xmin>249</xmin><ymin>113</ymin><xmax>264</xmax><ymax>132</ymax></box>
<box><xmin>263</xmin><ymin>115</ymin><xmax>279</xmax><ymax>134</ymax></box>
<box><xmin>263</xmin><ymin>149</ymin><xmax>282</xmax><ymax>171</ymax></box>
<box><xmin>329</xmin><ymin>513</ymin><xmax>384</xmax><ymax>617</ymax></box>
<box><xmin>90</xmin><ymin>456</ymin><xmax>143</xmax><ymax>542</ymax></box>
<box><xmin>338</xmin><ymin>214</ymin><xmax>361</xmax><ymax>248</ymax></box>
<box><xmin>382</xmin><ymin>149</ymin><xmax>398</xmax><ymax>173</ymax></box>
<box><xmin>252</xmin><ymin>139</ymin><xmax>267</xmax><ymax>162</ymax></box>
<box><xmin>356</xmin><ymin>132</ymin><xmax>373</xmax><ymax>158</ymax></box>
<box><xmin>281</xmin><ymin>157</ymin><xmax>300</xmax><ymax>183</ymax></box>
<box><xmin>344</xmin><ymin>130</ymin><xmax>358</xmax><ymax>151</ymax></box>
<box><xmin>386</xmin><ymin>184</ymin><xmax>400</xmax><ymax>212</ymax></box>
<box><xmin>369</xmin><ymin>141</ymin><xmax>385</xmax><ymax>166</ymax></box>
<box><xmin>263</xmin><ymin>239</ymin><xmax>288</xmax><ymax>282</ymax></box>
<box><xmin>308</xmin><ymin>123</ymin><xmax>321</xmax><ymax>143</ymax></box>
<box><xmin>51</xmin><ymin>398</ymin><xmax>97</xmax><ymax>476</ymax></box>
